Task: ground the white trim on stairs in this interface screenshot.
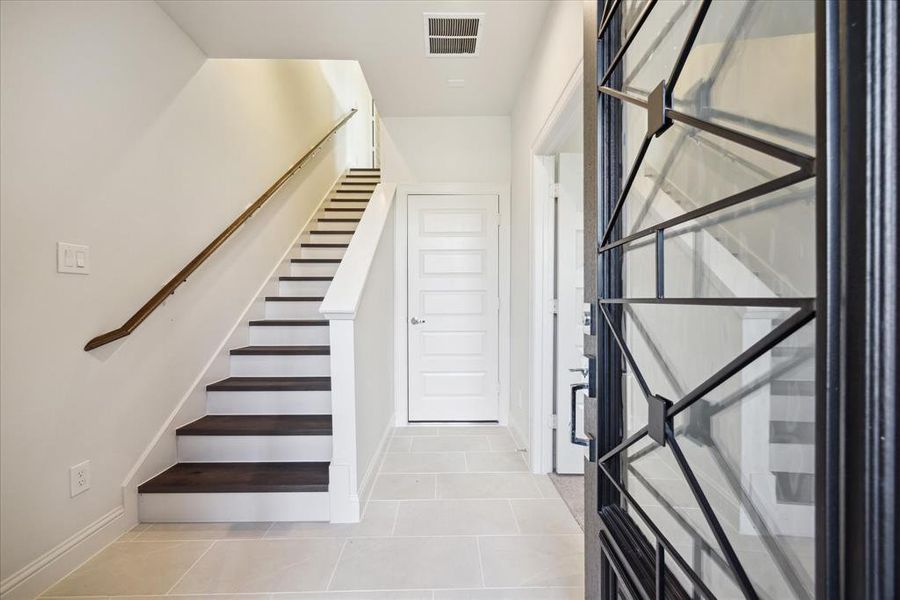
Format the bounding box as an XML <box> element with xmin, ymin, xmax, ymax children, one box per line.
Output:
<box><xmin>121</xmin><ymin>173</ymin><xmax>344</xmax><ymax>506</ymax></box>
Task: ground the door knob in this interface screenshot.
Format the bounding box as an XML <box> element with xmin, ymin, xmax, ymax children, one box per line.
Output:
<box><xmin>568</xmin><ymin>367</ymin><xmax>588</xmax><ymax>377</ymax></box>
<box><xmin>410</xmin><ymin>317</ymin><xmax>426</xmax><ymax>325</ymax></box>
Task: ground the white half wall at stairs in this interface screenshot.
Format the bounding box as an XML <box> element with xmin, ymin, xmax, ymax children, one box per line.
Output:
<box><xmin>320</xmin><ymin>183</ymin><xmax>398</xmax><ymax>522</ymax></box>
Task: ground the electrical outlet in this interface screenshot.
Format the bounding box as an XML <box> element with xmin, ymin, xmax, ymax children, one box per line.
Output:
<box><xmin>70</xmin><ymin>460</ymin><xmax>90</xmax><ymax>497</ymax></box>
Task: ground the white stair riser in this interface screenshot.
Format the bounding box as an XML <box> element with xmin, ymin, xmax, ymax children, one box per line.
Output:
<box><xmin>300</xmin><ymin>246</ymin><xmax>346</xmax><ymax>260</ymax></box>
<box><xmin>249</xmin><ymin>325</ymin><xmax>329</xmax><ymax>345</ymax></box>
<box><xmin>328</xmin><ymin>201</ymin><xmax>368</xmax><ymax>210</ymax></box>
<box><xmin>332</xmin><ymin>191</ymin><xmax>372</xmax><ymax>199</ymax></box>
<box><xmin>230</xmin><ymin>354</ymin><xmax>330</xmax><ymax>377</ymax></box>
<box><xmin>279</xmin><ymin>279</ymin><xmax>331</xmax><ymax>296</ymax></box>
<box><xmin>322</xmin><ymin>209</ymin><xmax>364</xmax><ymax>218</ymax></box>
<box><xmin>289</xmin><ymin>262</ymin><xmax>339</xmax><ymax>277</ymax></box>
<box><xmin>770</xmin><ymin>395</ymin><xmax>815</xmax><ymax>423</ymax></box>
<box><xmin>177</xmin><ymin>435</ymin><xmax>332</xmax><ymax>462</ymax></box>
<box><xmin>307</xmin><ymin>232</ymin><xmax>354</xmax><ymax>244</ymax></box>
<box><xmin>139</xmin><ymin>491</ymin><xmax>330</xmax><ymax>522</ymax></box>
<box><xmin>316</xmin><ymin>220</ymin><xmax>360</xmax><ymax>231</ymax></box>
<box><xmin>207</xmin><ymin>390</ymin><xmax>332</xmax><ymax>415</ymax></box>
<box><xmin>265</xmin><ymin>299</ymin><xmax>323</xmax><ymax>319</ymax></box>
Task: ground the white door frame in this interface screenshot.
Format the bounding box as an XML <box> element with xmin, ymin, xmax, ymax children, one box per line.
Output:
<box><xmin>394</xmin><ymin>183</ymin><xmax>511</xmax><ymax>426</ymax></box>
<box><xmin>529</xmin><ymin>60</ymin><xmax>584</xmax><ymax>473</ymax></box>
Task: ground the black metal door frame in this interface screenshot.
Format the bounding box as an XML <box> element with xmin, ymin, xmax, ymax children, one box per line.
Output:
<box><xmin>584</xmin><ymin>1</ymin><xmax>898</xmax><ymax>598</ymax></box>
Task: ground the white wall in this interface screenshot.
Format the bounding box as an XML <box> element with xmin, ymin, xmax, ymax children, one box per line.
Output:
<box><xmin>380</xmin><ymin>116</ymin><xmax>510</xmax><ymax>183</ymax></box>
<box><xmin>508</xmin><ymin>1</ymin><xmax>583</xmax><ymax>454</ymax></box>
<box><xmin>353</xmin><ymin>203</ymin><xmax>396</xmax><ymax>490</ymax></box>
<box><xmin>0</xmin><ymin>0</ymin><xmax>370</xmax><ymax>589</ymax></box>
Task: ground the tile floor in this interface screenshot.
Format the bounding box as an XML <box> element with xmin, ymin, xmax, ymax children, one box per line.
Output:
<box><xmin>43</xmin><ymin>426</ymin><xmax>584</xmax><ymax>600</ymax></box>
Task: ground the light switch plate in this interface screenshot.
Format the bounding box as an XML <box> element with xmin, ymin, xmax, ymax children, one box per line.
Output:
<box><xmin>57</xmin><ymin>242</ymin><xmax>90</xmax><ymax>274</ymax></box>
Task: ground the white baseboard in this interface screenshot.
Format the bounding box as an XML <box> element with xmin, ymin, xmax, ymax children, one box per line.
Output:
<box><xmin>358</xmin><ymin>414</ymin><xmax>395</xmax><ymax>506</ymax></box>
<box><xmin>0</xmin><ymin>506</ymin><xmax>128</xmax><ymax>600</ymax></box>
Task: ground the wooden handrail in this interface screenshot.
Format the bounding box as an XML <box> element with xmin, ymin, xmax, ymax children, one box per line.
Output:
<box><xmin>84</xmin><ymin>109</ymin><xmax>357</xmax><ymax>351</ymax></box>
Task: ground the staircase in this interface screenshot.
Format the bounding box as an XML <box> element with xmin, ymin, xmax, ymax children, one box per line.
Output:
<box><xmin>138</xmin><ymin>168</ymin><xmax>380</xmax><ymax>522</ymax></box>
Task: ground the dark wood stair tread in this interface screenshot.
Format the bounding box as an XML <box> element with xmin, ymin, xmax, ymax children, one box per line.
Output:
<box><xmin>138</xmin><ymin>462</ymin><xmax>329</xmax><ymax>494</ymax></box>
<box><xmin>309</xmin><ymin>230</ymin><xmax>355</xmax><ymax>234</ymax></box>
<box><xmin>302</xmin><ymin>243</ymin><xmax>349</xmax><ymax>248</ymax></box>
<box><xmin>279</xmin><ymin>276</ymin><xmax>333</xmax><ymax>281</ymax></box>
<box><xmin>248</xmin><ymin>319</ymin><xmax>329</xmax><ymax>326</ymax></box>
<box><xmin>323</xmin><ymin>208</ymin><xmax>364</xmax><ymax>212</ymax></box>
<box><xmin>230</xmin><ymin>345</ymin><xmax>329</xmax><ymax>355</ymax></box>
<box><xmin>207</xmin><ymin>376</ymin><xmax>331</xmax><ymax>392</ymax></box>
<box><xmin>177</xmin><ymin>414</ymin><xmax>332</xmax><ymax>436</ymax></box>
<box><xmin>319</xmin><ymin>218</ymin><xmax>361</xmax><ymax>222</ymax></box>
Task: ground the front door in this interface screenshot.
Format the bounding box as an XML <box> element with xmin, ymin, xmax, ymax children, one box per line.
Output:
<box><xmin>587</xmin><ymin>1</ymin><xmax>822</xmax><ymax>598</ymax></box>
<box><xmin>407</xmin><ymin>194</ymin><xmax>500</xmax><ymax>422</ymax></box>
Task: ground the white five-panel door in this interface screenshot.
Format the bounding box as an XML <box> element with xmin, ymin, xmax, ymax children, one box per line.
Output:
<box><xmin>555</xmin><ymin>154</ymin><xmax>587</xmax><ymax>474</ymax></box>
<box><xmin>407</xmin><ymin>194</ymin><xmax>500</xmax><ymax>422</ymax></box>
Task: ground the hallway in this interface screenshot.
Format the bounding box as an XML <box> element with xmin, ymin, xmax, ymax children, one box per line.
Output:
<box><xmin>43</xmin><ymin>427</ymin><xmax>583</xmax><ymax>599</ymax></box>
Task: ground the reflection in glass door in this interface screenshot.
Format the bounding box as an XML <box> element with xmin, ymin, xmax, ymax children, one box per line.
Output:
<box><xmin>591</xmin><ymin>1</ymin><xmax>820</xmax><ymax>598</ymax></box>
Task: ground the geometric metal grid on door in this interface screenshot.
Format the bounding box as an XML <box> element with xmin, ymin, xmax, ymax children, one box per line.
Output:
<box><xmin>592</xmin><ymin>1</ymin><xmax>818</xmax><ymax>599</ymax></box>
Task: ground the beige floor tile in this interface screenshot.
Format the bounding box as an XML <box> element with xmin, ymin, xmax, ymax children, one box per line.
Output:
<box><xmin>533</xmin><ymin>475</ymin><xmax>562</xmax><ymax>499</ymax></box>
<box><xmin>40</xmin><ymin>596</ymin><xmax>108</xmax><ymax>599</ymax></box>
<box><xmin>465</xmin><ymin>452</ymin><xmax>528</xmax><ymax>472</ymax></box>
<box><xmin>44</xmin><ymin>541</ymin><xmax>211</xmax><ymax>596</ymax></box>
<box><xmin>510</xmin><ymin>500</ymin><xmax>582</xmax><ymax>534</ymax></box>
<box><xmin>135</xmin><ymin>522</ymin><xmax>271</xmax><ymax>541</ymax></box>
<box><xmin>266</xmin><ymin>503</ymin><xmax>398</xmax><ymax>538</ymax></box>
<box><xmin>487</xmin><ymin>434</ymin><xmax>517</xmax><ymax>452</ymax></box>
<box><xmin>438</xmin><ymin>426</ymin><xmax>508</xmax><ymax>436</ymax></box>
<box><xmin>329</xmin><ymin>537</ymin><xmax>482</xmax><ymax>590</ymax></box>
<box><xmin>370</xmin><ymin>473</ymin><xmax>436</xmax><ymax>500</ymax></box>
<box><xmin>410</xmin><ymin>436</ymin><xmax>490</xmax><ymax>453</ymax></box>
<box><xmin>381</xmin><ymin>452</ymin><xmax>467</xmax><ymax>473</ymax></box>
<box><xmin>393</xmin><ymin>499</ymin><xmax>517</xmax><ymax>536</ymax></box>
<box><xmin>394</xmin><ymin>427</ymin><xmax>441</xmax><ymax>436</ymax></box>
<box><xmin>117</xmin><ymin>524</ymin><xmax>150</xmax><ymax>541</ymax></box>
<box><xmin>387</xmin><ymin>437</ymin><xmax>414</xmax><ymax>452</ymax></box>
<box><xmin>277</xmin><ymin>592</ymin><xmax>432</xmax><ymax>599</ymax></box>
<box><xmin>478</xmin><ymin>535</ymin><xmax>583</xmax><ymax>588</ymax></box>
<box><xmin>170</xmin><ymin>538</ymin><xmax>344</xmax><ymax>593</ymax></box>
<box><xmin>117</xmin><ymin>596</ymin><xmax>267</xmax><ymax>600</ymax></box>
<box><xmin>435</xmin><ymin>473</ymin><xmax>542</xmax><ymax>499</ymax></box>
<box><xmin>434</xmin><ymin>588</ymin><xmax>583</xmax><ymax>599</ymax></box>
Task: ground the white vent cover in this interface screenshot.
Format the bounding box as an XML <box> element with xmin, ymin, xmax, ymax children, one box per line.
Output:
<box><xmin>424</xmin><ymin>13</ymin><xmax>484</xmax><ymax>57</ymax></box>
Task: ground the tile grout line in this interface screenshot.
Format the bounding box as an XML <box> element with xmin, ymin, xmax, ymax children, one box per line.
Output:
<box><xmin>324</xmin><ymin>538</ymin><xmax>349</xmax><ymax>591</ymax></box>
<box><xmin>41</xmin><ymin>585</ymin><xmax>586</xmax><ymax>598</ymax></box>
<box><xmin>163</xmin><ymin>539</ymin><xmax>216</xmax><ymax>595</ymax></box>
<box><xmin>118</xmin><ymin>532</ymin><xmax>585</xmax><ymax>542</ymax></box>
<box><xmin>390</xmin><ymin>499</ymin><xmax>401</xmax><ymax>536</ymax></box>
<box><xmin>475</xmin><ymin>536</ymin><xmax>487</xmax><ymax>588</ymax></box>
<box><xmin>508</xmin><ymin>498</ymin><xmax>522</xmax><ymax>535</ymax></box>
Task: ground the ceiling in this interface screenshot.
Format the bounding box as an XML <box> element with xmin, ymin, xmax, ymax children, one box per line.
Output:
<box><xmin>158</xmin><ymin>0</ymin><xmax>551</xmax><ymax>117</ymax></box>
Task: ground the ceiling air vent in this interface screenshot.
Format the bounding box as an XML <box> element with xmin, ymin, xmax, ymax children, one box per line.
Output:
<box><xmin>424</xmin><ymin>13</ymin><xmax>483</xmax><ymax>57</ymax></box>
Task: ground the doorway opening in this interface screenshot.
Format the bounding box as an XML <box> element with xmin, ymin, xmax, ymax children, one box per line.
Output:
<box><xmin>530</xmin><ymin>62</ymin><xmax>585</xmax><ymax>528</ymax></box>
